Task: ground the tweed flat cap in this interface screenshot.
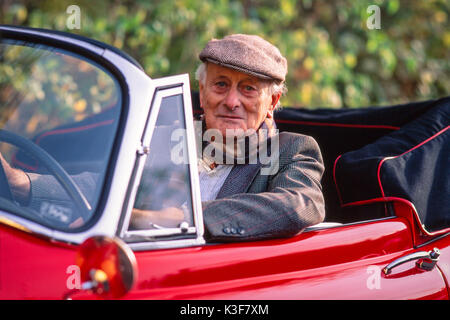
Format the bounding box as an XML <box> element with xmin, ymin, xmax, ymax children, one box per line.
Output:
<box><xmin>199</xmin><ymin>34</ymin><xmax>287</xmax><ymax>82</ymax></box>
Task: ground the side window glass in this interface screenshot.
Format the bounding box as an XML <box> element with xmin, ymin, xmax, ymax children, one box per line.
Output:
<box><xmin>126</xmin><ymin>93</ymin><xmax>196</xmax><ymax>237</ymax></box>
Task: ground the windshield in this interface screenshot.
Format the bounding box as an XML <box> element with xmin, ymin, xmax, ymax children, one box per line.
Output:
<box><xmin>0</xmin><ymin>40</ymin><xmax>121</xmax><ymax>230</ymax></box>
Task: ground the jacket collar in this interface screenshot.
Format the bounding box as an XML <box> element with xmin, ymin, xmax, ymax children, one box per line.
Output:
<box><xmin>199</xmin><ymin>118</ymin><xmax>276</xmax><ymax>198</ymax></box>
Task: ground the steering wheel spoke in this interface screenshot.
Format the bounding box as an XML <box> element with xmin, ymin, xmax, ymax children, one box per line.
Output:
<box><xmin>0</xmin><ymin>129</ymin><xmax>91</xmax><ymax>225</ymax></box>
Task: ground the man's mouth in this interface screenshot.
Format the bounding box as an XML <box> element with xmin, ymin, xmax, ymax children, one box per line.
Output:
<box><xmin>217</xmin><ymin>115</ymin><xmax>243</xmax><ymax>120</ymax></box>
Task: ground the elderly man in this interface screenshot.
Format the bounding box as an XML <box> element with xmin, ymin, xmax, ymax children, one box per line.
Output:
<box><xmin>192</xmin><ymin>34</ymin><xmax>325</xmax><ymax>241</ymax></box>
<box><xmin>0</xmin><ymin>34</ymin><xmax>325</xmax><ymax>242</ymax></box>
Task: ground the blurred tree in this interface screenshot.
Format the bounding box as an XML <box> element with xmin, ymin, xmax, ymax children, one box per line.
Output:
<box><xmin>1</xmin><ymin>0</ymin><xmax>448</xmax><ymax>108</ymax></box>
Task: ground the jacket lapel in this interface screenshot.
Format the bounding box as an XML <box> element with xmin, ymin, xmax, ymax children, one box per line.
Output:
<box><xmin>204</xmin><ymin>118</ymin><xmax>275</xmax><ymax>199</ymax></box>
<box><xmin>215</xmin><ymin>163</ymin><xmax>262</xmax><ymax>199</ymax></box>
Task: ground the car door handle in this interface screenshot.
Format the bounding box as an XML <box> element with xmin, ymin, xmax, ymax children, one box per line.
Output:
<box><xmin>383</xmin><ymin>248</ymin><xmax>440</xmax><ymax>275</ymax></box>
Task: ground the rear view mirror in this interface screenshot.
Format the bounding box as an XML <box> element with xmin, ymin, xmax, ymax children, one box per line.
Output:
<box><xmin>65</xmin><ymin>236</ymin><xmax>138</xmax><ymax>299</ymax></box>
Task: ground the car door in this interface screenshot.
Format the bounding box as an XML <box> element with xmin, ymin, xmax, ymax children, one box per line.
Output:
<box><xmin>121</xmin><ymin>215</ymin><xmax>449</xmax><ymax>300</ymax></box>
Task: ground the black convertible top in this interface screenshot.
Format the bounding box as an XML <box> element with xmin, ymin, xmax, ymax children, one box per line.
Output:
<box><xmin>333</xmin><ymin>98</ymin><xmax>449</xmax><ymax>232</ymax></box>
<box><xmin>192</xmin><ymin>93</ymin><xmax>450</xmax><ymax>230</ymax></box>
<box><xmin>274</xmin><ymin>96</ymin><xmax>450</xmax><ymax>232</ymax></box>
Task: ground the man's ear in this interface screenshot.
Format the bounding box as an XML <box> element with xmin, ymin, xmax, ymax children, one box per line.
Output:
<box><xmin>267</xmin><ymin>93</ymin><xmax>281</xmax><ymax>118</ymax></box>
<box><xmin>199</xmin><ymin>82</ymin><xmax>204</xmax><ymax>109</ymax></box>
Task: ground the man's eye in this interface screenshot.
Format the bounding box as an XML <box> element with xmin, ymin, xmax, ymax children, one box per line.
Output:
<box><xmin>244</xmin><ymin>85</ymin><xmax>256</xmax><ymax>92</ymax></box>
<box><xmin>215</xmin><ymin>81</ymin><xmax>227</xmax><ymax>87</ymax></box>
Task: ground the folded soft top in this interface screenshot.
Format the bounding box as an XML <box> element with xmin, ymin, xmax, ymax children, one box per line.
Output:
<box><xmin>333</xmin><ymin>97</ymin><xmax>449</xmax><ymax>232</ymax></box>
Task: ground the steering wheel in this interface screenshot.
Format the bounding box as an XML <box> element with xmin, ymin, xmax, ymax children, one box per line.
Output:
<box><xmin>0</xmin><ymin>129</ymin><xmax>92</xmax><ymax>223</ymax></box>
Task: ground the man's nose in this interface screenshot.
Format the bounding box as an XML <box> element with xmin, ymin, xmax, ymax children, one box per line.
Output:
<box><xmin>223</xmin><ymin>86</ymin><xmax>240</xmax><ymax>110</ymax></box>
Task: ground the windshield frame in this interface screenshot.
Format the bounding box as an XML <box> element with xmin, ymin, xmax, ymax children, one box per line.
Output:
<box><xmin>0</xmin><ymin>25</ymin><xmax>136</xmax><ymax>243</ymax></box>
<box><xmin>0</xmin><ymin>39</ymin><xmax>124</xmax><ymax>231</ymax></box>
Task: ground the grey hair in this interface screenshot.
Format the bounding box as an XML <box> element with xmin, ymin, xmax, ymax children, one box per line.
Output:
<box><xmin>195</xmin><ymin>62</ymin><xmax>287</xmax><ymax>109</ymax></box>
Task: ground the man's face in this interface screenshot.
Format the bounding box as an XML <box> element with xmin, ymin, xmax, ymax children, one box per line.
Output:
<box><xmin>199</xmin><ymin>63</ymin><xmax>280</xmax><ymax>137</ymax></box>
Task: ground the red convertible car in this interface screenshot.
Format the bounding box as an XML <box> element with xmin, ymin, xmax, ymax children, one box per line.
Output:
<box><xmin>0</xmin><ymin>25</ymin><xmax>449</xmax><ymax>300</ymax></box>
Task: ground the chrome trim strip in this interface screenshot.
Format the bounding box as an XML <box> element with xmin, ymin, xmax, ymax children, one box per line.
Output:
<box><xmin>0</xmin><ymin>215</ymin><xmax>32</xmax><ymax>234</ymax></box>
<box><xmin>125</xmin><ymin>226</ymin><xmax>196</xmax><ymax>238</ymax></box>
<box><xmin>182</xmin><ymin>79</ymin><xmax>205</xmax><ymax>239</ymax></box>
<box><xmin>129</xmin><ymin>237</ymin><xmax>205</xmax><ymax>251</ymax></box>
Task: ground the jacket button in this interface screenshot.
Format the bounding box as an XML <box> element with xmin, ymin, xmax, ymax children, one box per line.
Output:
<box><xmin>238</xmin><ymin>228</ymin><xmax>245</xmax><ymax>235</ymax></box>
<box><xmin>230</xmin><ymin>227</ymin><xmax>237</xmax><ymax>234</ymax></box>
<box><xmin>223</xmin><ymin>227</ymin><xmax>231</xmax><ymax>234</ymax></box>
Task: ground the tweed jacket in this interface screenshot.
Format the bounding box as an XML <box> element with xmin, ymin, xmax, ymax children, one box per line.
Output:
<box><xmin>202</xmin><ymin>131</ymin><xmax>325</xmax><ymax>242</ymax></box>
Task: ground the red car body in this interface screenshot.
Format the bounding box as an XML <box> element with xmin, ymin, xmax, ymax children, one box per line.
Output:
<box><xmin>1</xmin><ymin>199</ymin><xmax>449</xmax><ymax>300</ymax></box>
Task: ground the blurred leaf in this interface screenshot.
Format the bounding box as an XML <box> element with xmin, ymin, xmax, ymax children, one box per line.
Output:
<box><xmin>0</xmin><ymin>0</ymin><xmax>448</xmax><ymax>109</ymax></box>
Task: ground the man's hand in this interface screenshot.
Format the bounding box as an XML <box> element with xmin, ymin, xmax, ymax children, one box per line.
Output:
<box><xmin>131</xmin><ymin>206</ymin><xmax>185</xmax><ymax>229</ymax></box>
<box><xmin>0</xmin><ymin>153</ymin><xmax>30</xmax><ymax>203</ymax></box>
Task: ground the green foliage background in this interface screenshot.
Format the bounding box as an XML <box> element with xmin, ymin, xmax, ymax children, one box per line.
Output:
<box><xmin>1</xmin><ymin>0</ymin><xmax>449</xmax><ymax>108</ymax></box>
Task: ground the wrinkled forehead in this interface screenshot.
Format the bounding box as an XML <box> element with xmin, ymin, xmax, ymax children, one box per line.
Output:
<box><xmin>206</xmin><ymin>62</ymin><xmax>272</xmax><ymax>86</ymax></box>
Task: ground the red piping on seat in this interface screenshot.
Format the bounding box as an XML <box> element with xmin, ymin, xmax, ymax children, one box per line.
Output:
<box><xmin>341</xmin><ymin>196</ymin><xmax>450</xmax><ymax>238</ymax></box>
<box><xmin>341</xmin><ymin>197</ymin><xmax>415</xmax><ymax>210</ymax></box>
<box><xmin>35</xmin><ymin>119</ymin><xmax>114</xmax><ymax>145</ymax></box>
<box><xmin>333</xmin><ymin>127</ymin><xmax>450</xmax><ymax>239</ymax></box>
<box><xmin>332</xmin><ymin>155</ymin><xmax>343</xmax><ymax>206</ymax></box>
<box><xmin>275</xmin><ymin>119</ymin><xmax>401</xmax><ymax>131</ymax></box>
<box><xmin>333</xmin><ymin>126</ymin><xmax>449</xmax><ymax>205</ymax></box>
<box><xmin>377</xmin><ymin>126</ymin><xmax>449</xmax><ymax>198</ymax></box>
<box><xmin>194</xmin><ymin>111</ymin><xmax>401</xmax><ymax>131</ymax></box>
<box><xmin>11</xmin><ymin>153</ymin><xmax>38</xmax><ymax>171</ymax></box>
<box><xmin>12</xmin><ymin>119</ymin><xmax>114</xmax><ymax>172</ymax></box>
